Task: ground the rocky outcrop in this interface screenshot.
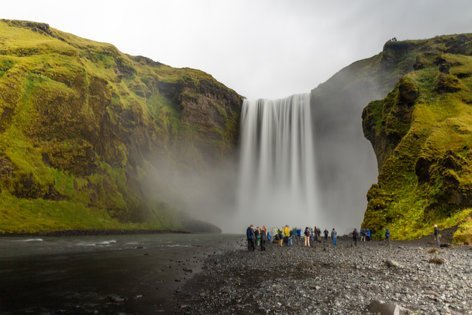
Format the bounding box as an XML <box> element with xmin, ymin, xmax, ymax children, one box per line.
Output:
<box><xmin>0</xmin><ymin>20</ymin><xmax>242</xmax><ymax>233</ymax></box>
<box><xmin>310</xmin><ymin>38</ymin><xmax>430</xmax><ymax>230</ymax></box>
<box><xmin>310</xmin><ymin>33</ymin><xmax>472</xmax><ymax>241</ymax></box>
<box><xmin>361</xmin><ymin>34</ymin><xmax>472</xmax><ymax>242</ymax></box>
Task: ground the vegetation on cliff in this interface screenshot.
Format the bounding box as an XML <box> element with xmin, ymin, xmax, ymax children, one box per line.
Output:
<box><xmin>0</xmin><ymin>20</ymin><xmax>241</xmax><ymax>233</ymax></box>
<box><xmin>309</xmin><ymin>29</ymin><xmax>445</xmax><ymax>231</ymax></box>
<box><xmin>362</xmin><ymin>34</ymin><xmax>472</xmax><ymax>243</ymax></box>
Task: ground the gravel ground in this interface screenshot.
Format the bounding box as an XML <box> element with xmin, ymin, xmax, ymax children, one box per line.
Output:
<box><xmin>178</xmin><ymin>238</ymin><xmax>472</xmax><ymax>314</ymax></box>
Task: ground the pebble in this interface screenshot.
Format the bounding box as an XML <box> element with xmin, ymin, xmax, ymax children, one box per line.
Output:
<box><xmin>106</xmin><ymin>294</ymin><xmax>126</xmax><ymax>303</ymax></box>
<box><xmin>177</xmin><ymin>239</ymin><xmax>472</xmax><ymax>314</ymax></box>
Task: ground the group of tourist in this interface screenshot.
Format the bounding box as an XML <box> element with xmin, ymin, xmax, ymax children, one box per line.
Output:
<box><xmin>359</xmin><ymin>228</ymin><xmax>373</xmax><ymax>242</ymax></box>
<box><xmin>246</xmin><ymin>224</ymin><xmax>442</xmax><ymax>251</ymax></box>
<box><xmin>246</xmin><ymin>224</ymin><xmax>344</xmax><ymax>251</ymax></box>
<box><xmin>245</xmin><ymin>225</ymin><xmax>268</xmax><ymax>251</ymax></box>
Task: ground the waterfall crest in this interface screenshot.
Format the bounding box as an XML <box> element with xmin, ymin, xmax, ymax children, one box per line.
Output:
<box><xmin>238</xmin><ymin>93</ymin><xmax>319</xmax><ymax>227</ymax></box>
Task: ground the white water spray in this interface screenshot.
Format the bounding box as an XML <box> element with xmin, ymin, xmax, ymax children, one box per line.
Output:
<box><xmin>238</xmin><ymin>93</ymin><xmax>319</xmax><ymax>228</ymax></box>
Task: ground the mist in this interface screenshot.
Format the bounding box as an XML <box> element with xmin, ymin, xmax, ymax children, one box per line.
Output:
<box><xmin>139</xmin><ymin>51</ymin><xmax>407</xmax><ymax>235</ymax></box>
<box><xmin>310</xmin><ymin>50</ymin><xmax>407</xmax><ymax>235</ymax></box>
<box><xmin>141</xmin><ymin>147</ymin><xmax>242</xmax><ymax>232</ymax></box>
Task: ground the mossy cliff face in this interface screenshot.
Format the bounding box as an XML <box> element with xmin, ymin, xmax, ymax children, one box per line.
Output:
<box><xmin>362</xmin><ymin>34</ymin><xmax>472</xmax><ymax>243</ymax></box>
<box><xmin>0</xmin><ymin>20</ymin><xmax>241</xmax><ymax>233</ymax></box>
<box><xmin>310</xmin><ymin>32</ymin><xmax>438</xmax><ymax>229</ymax></box>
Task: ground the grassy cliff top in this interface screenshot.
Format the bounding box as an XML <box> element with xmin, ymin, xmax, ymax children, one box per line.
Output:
<box><xmin>0</xmin><ymin>20</ymin><xmax>241</xmax><ymax>234</ymax></box>
<box><xmin>362</xmin><ymin>33</ymin><xmax>472</xmax><ymax>243</ymax></box>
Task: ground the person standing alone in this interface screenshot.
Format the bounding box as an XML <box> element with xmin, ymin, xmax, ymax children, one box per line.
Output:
<box><xmin>385</xmin><ymin>228</ymin><xmax>391</xmax><ymax>247</ymax></box>
<box><xmin>352</xmin><ymin>228</ymin><xmax>358</xmax><ymax>247</ymax></box>
<box><xmin>434</xmin><ymin>225</ymin><xmax>440</xmax><ymax>247</ymax></box>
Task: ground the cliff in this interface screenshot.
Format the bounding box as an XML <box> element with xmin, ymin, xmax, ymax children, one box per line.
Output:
<box><xmin>310</xmin><ymin>34</ymin><xmax>429</xmax><ymax>230</ymax></box>
<box><xmin>362</xmin><ymin>34</ymin><xmax>472</xmax><ymax>243</ymax></box>
<box><xmin>0</xmin><ymin>20</ymin><xmax>242</xmax><ymax>233</ymax></box>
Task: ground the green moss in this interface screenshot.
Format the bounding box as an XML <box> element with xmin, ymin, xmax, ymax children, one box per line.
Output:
<box><xmin>0</xmin><ymin>19</ymin><xmax>241</xmax><ymax>233</ymax></box>
<box><xmin>146</xmin><ymin>92</ymin><xmax>181</xmax><ymax>140</ymax></box>
<box><xmin>453</xmin><ymin>212</ymin><xmax>472</xmax><ymax>244</ymax></box>
<box><xmin>0</xmin><ymin>59</ymin><xmax>14</xmax><ymax>78</ymax></box>
<box><xmin>362</xmin><ymin>36</ymin><xmax>472</xmax><ymax>242</ymax></box>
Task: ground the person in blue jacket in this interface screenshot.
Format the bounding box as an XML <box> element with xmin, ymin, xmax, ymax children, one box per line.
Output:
<box><xmin>246</xmin><ymin>225</ymin><xmax>255</xmax><ymax>251</ymax></box>
<box><xmin>385</xmin><ymin>228</ymin><xmax>391</xmax><ymax>246</ymax></box>
<box><xmin>331</xmin><ymin>228</ymin><xmax>337</xmax><ymax>247</ymax></box>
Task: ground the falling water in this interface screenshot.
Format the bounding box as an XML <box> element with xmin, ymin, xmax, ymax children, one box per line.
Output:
<box><xmin>238</xmin><ymin>93</ymin><xmax>319</xmax><ymax>227</ymax></box>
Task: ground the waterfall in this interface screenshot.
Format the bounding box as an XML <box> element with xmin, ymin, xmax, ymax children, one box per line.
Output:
<box><xmin>238</xmin><ymin>93</ymin><xmax>319</xmax><ymax>227</ymax></box>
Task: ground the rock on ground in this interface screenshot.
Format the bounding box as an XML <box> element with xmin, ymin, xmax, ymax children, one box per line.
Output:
<box><xmin>178</xmin><ymin>239</ymin><xmax>472</xmax><ymax>314</ymax></box>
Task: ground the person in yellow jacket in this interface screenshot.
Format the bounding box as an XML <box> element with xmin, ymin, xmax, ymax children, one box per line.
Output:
<box><xmin>283</xmin><ymin>225</ymin><xmax>290</xmax><ymax>246</ymax></box>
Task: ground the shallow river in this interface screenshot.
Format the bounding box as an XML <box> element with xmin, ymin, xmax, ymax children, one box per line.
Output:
<box><xmin>0</xmin><ymin>233</ymin><xmax>240</xmax><ymax>314</ymax></box>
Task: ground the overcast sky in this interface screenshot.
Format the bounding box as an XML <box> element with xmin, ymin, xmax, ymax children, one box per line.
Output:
<box><xmin>3</xmin><ymin>0</ymin><xmax>472</xmax><ymax>99</ymax></box>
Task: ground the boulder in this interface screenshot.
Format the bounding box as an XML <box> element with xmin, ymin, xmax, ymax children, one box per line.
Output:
<box><xmin>429</xmin><ymin>257</ymin><xmax>445</xmax><ymax>265</ymax></box>
<box><xmin>384</xmin><ymin>259</ymin><xmax>403</xmax><ymax>269</ymax></box>
<box><xmin>368</xmin><ymin>300</ymin><xmax>400</xmax><ymax>315</ymax></box>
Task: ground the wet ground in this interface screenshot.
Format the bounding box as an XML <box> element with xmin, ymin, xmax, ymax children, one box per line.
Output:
<box><xmin>177</xmin><ymin>238</ymin><xmax>472</xmax><ymax>314</ymax></box>
<box><xmin>0</xmin><ymin>233</ymin><xmax>239</xmax><ymax>314</ymax></box>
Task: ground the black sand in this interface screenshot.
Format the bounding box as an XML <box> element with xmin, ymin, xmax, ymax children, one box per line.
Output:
<box><xmin>0</xmin><ymin>234</ymin><xmax>239</xmax><ymax>314</ymax></box>
<box><xmin>1</xmin><ymin>234</ymin><xmax>470</xmax><ymax>314</ymax></box>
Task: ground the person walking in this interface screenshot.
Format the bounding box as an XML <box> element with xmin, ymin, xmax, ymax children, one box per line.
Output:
<box><xmin>246</xmin><ymin>225</ymin><xmax>255</xmax><ymax>251</ymax></box>
<box><xmin>352</xmin><ymin>228</ymin><xmax>358</xmax><ymax>247</ymax></box>
<box><xmin>331</xmin><ymin>228</ymin><xmax>337</xmax><ymax>248</ymax></box>
<box><xmin>304</xmin><ymin>227</ymin><xmax>311</xmax><ymax>247</ymax></box>
<box><xmin>260</xmin><ymin>226</ymin><xmax>267</xmax><ymax>251</ymax></box>
<box><xmin>434</xmin><ymin>224</ymin><xmax>440</xmax><ymax>247</ymax></box>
